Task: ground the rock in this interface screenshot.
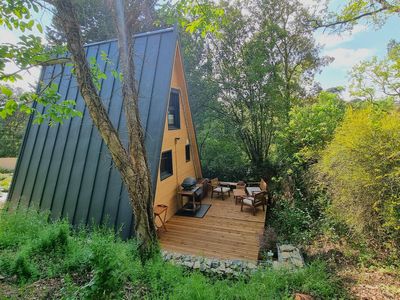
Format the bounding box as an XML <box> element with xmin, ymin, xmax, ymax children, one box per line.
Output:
<box><xmin>210</xmin><ymin>260</ymin><xmax>220</xmax><ymax>268</ymax></box>
<box><xmin>291</xmin><ymin>257</ymin><xmax>304</xmax><ymax>268</ymax></box>
<box><xmin>200</xmin><ymin>263</ymin><xmax>207</xmax><ymax>272</ymax></box>
<box><xmin>232</xmin><ymin>260</ymin><xmax>242</xmax><ymax>267</ymax></box>
<box><xmin>205</xmin><ymin>258</ymin><xmax>212</xmax><ymax>267</ymax></box>
<box><xmin>280</xmin><ymin>252</ymin><xmax>291</xmax><ymax>260</ymax></box>
<box><xmin>193</xmin><ymin>261</ymin><xmax>201</xmax><ymax>269</ymax></box>
<box><xmin>247</xmin><ymin>263</ymin><xmax>257</xmax><ymax>270</ymax></box>
<box><xmin>218</xmin><ymin>265</ymin><xmax>226</xmax><ymax>271</ymax></box>
<box><xmin>280</xmin><ymin>245</ymin><xmax>296</xmax><ymax>252</ymax></box>
<box><xmin>183</xmin><ymin>261</ymin><xmax>194</xmax><ymax>268</ymax></box>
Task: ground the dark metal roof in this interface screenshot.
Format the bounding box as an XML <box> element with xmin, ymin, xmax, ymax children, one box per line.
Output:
<box><xmin>8</xmin><ymin>27</ymin><xmax>178</xmax><ymax>238</ymax></box>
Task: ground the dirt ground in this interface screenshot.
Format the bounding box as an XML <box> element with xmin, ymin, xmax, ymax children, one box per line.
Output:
<box><xmin>305</xmin><ymin>237</ymin><xmax>400</xmax><ymax>300</ymax></box>
<box><xmin>0</xmin><ymin>157</ymin><xmax>16</xmax><ymax>171</ymax></box>
<box><xmin>339</xmin><ymin>267</ymin><xmax>400</xmax><ymax>300</ymax></box>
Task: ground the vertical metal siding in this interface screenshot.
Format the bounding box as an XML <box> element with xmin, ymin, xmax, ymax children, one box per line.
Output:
<box><xmin>62</xmin><ymin>45</ymin><xmax>100</xmax><ymax>223</ymax></box>
<box><xmin>87</xmin><ymin>41</ymin><xmax>119</xmax><ymax>225</ymax></box>
<box><xmin>40</xmin><ymin>60</ymin><xmax>82</xmax><ymax>212</ymax></box>
<box><xmin>19</xmin><ymin>63</ymin><xmax>63</xmax><ymax>208</ymax></box>
<box><xmin>8</xmin><ymin>28</ymin><xmax>177</xmax><ymax>239</ymax></box>
<box><xmin>51</xmin><ymin>48</ymin><xmax>90</xmax><ymax>220</ymax></box>
<box><xmin>73</xmin><ymin>43</ymin><xmax>111</xmax><ymax>226</ymax></box>
<box><xmin>145</xmin><ymin>30</ymin><xmax>177</xmax><ymax>189</ymax></box>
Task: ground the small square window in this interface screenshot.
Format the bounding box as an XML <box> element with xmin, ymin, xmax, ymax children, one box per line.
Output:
<box><xmin>185</xmin><ymin>144</ymin><xmax>190</xmax><ymax>162</ymax></box>
<box><xmin>160</xmin><ymin>150</ymin><xmax>173</xmax><ymax>180</ymax></box>
<box><xmin>168</xmin><ymin>90</ymin><xmax>180</xmax><ymax>130</ymax></box>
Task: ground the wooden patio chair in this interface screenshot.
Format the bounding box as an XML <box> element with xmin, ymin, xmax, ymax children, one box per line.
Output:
<box><xmin>260</xmin><ymin>179</ymin><xmax>268</xmax><ymax>191</ymax></box>
<box><xmin>240</xmin><ymin>191</ymin><xmax>267</xmax><ymax>216</ymax></box>
<box><xmin>210</xmin><ymin>178</ymin><xmax>231</xmax><ymax>200</ymax></box>
<box><xmin>245</xmin><ymin>178</ymin><xmax>268</xmax><ymax>195</ymax></box>
<box><xmin>233</xmin><ymin>181</ymin><xmax>246</xmax><ymax>205</ymax></box>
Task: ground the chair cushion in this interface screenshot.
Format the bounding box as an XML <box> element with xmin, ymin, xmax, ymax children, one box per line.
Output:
<box><xmin>213</xmin><ymin>187</ymin><xmax>230</xmax><ymax>193</ymax></box>
<box><xmin>242</xmin><ymin>198</ymin><xmax>254</xmax><ymax>206</ymax></box>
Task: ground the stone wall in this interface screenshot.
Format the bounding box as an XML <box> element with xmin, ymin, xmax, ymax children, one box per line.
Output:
<box><xmin>161</xmin><ymin>251</ymin><xmax>259</xmax><ymax>278</ymax></box>
<box><xmin>162</xmin><ymin>244</ymin><xmax>304</xmax><ymax>277</ymax></box>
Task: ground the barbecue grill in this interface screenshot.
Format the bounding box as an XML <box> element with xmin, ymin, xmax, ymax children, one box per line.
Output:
<box><xmin>181</xmin><ymin>177</ymin><xmax>197</xmax><ymax>191</ymax></box>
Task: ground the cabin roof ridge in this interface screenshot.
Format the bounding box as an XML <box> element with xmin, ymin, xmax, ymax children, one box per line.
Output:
<box><xmin>83</xmin><ymin>27</ymin><xmax>175</xmax><ymax>48</ymax></box>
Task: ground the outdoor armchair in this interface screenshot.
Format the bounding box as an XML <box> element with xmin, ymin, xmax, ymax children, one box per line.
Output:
<box><xmin>210</xmin><ymin>178</ymin><xmax>231</xmax><ymax>200</ymax></box>
<box><xmin>240</xmin><ymin>191</ymin><xmax>267</xmax><ymax>215</ymax></box>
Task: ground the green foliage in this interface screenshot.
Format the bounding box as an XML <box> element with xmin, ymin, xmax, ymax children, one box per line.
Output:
<box><xmin>0</xmin><ymin>209</ymin><xmax>345</xmax><ymax>298</ymax></box>
<box><xmin>83</xmin><ymin>231</ymin><xmax>138</xmax><ymax>299</ymax></box>
<box><xmin>168</xmin><ymin>261</ymin><xmax>343</xmax><ymax>299</ymax></box>
<box><xmin>271</xmin><ymin>91</ymin><xmax>346</xmax><ymax>215</ymax></box>
<box><xmin>271</xmin><ymin>198</ymin><xmax>315</xmax><ymax>244</ymax></box>
<box><xmin>350</xmin><ymin>41</ymin><xmax>400</xmax><ymax>102</ymax></box>
<box><xmin>277</xmin><ymin>91</ymin><xmax>346</xmax><ymax>170</ymax></box>
<box><xmin>47</xmin><ymin>0</ymin><xmax>156</xmax><ymax>44</ymax></box>
<box><xmin>316</xmin><ymin>103</ymin><xmax>400</xmax><ymax>260</ymax></box>
<box><xmin>0</xmin><ymin>172</ymin><xmax>12</xmax><ymax>192</ymax></box>
<box><xmin>0</xmin><ymin>1</ymin><xmax>83</xmax><ymax>126</ymax></box>
<box><xmin>161</xmin><ymin>0</ymin><xmax>226</xmax><ymax>38</ymax></box>
<box><xmin>198</xmin><ymin>119</ymin><xmax>251</xmax><ymax>181</ymax></box>
<box><xmin>162</xmin><ymin>0</ymin><xmax>327</xmax><ymax>176</ymax></box>
<box><xmin>321</xmin><ymin>0</ymin><xmax>400</xmax><ymax>31</ymax></box>
<box><xmin>268</xmin><ymin>92</ymin><xmax>347</xmax><ymax>248</ymax></box>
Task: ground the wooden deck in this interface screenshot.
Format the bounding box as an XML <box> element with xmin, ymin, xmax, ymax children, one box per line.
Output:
<box><xmin>158</xmin><ymin>194</ymin><xmax>266</xmax><ymax>262</ymax></box>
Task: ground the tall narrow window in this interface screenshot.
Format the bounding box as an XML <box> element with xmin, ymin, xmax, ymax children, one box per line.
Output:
<box><xmin>168</xmin><ymin>89</ymin><xmax>180</xmax><ymax>130</ymax></box>
<box><xmin>185</xmin><ymin>144</ymin><xmax>191</xmax><ymax>162</ymax></box>
<box><xmin>160</xmin><ymin>150</ymin><xmax>173</xmax><ymax>180</ymax></box>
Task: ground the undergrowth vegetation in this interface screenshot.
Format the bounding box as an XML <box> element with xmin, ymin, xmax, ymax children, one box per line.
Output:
<box><xmin>0</xmin><ymin>209</ymin><xmax>345</xmax><ymax>299</ymax></box>
<box><xmin>267</xmin><ymin>99</ymin><xmax>400</xmax><ymax>270</ymax></box>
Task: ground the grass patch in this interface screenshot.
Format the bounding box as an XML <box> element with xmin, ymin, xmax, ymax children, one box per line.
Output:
<box><xmin>0</xmin><ymin>171</ymin><xmax>12</xmax><ymax>192</ymax></box>
<box><xmin>0</xmin><ymin>209</ymin><xmax>346</xmax><ymax>299</ymax></box>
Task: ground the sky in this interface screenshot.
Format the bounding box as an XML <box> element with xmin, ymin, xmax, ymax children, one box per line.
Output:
<box><xmin>312</xmin><ymin>0</ymin><xmax>400</xmax><ymax>98</ymax></box>
<box><xmin>0</xmin><ymin>0</ymin><xmax>399</xmax><ymax>99</ymax></box>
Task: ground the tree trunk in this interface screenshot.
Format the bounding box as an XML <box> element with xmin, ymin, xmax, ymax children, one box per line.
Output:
<box><xmin>50</xmin><ymin>0</ymin><xmax>157</xmax><ymax>261</ymax></box>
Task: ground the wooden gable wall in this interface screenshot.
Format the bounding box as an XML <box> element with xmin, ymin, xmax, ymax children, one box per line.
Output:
<box><xmin>154</xmin><ymin>43</ymin><xmax>202</xmax><ymax>221</ymax></box>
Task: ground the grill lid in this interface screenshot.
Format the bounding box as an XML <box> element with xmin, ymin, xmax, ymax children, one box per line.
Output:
<box><xmin>181</xmin><ymin>177</ymin><xmax>197</xmax><ymax>190</ymax></box>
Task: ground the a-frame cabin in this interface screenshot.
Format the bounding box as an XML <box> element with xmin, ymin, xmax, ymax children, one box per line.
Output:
<box><xmin>7</xmin><ymin>27</ymin><xmax>202</xmax><ymax>238</ymax></box>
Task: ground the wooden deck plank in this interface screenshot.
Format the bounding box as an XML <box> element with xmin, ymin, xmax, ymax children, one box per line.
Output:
<box><xmin>158</xmin><ymin>194</ymin><xmax>266</xmax><ymax>262</ymax></box>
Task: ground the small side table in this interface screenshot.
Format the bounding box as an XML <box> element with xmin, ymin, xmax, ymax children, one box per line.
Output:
<box><xmin>154</xmin><ymin>204</ymin><xmax>168</xmax><ymax>232</ymax></box>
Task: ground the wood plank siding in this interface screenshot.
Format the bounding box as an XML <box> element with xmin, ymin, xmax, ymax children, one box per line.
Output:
<box><xmin>158</xmin><ymin>194</ymin><xmax>266</xmax><ymax>262</ymax></box>
<box><xmin>153</xmin><ymin>44</ymin><xmax>202</xmax><ymax>222</ymax></box>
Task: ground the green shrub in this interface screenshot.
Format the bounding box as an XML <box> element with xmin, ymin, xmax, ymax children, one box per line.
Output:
<box><xmin>83</xmin><ymin>231</ymin><xmax>139</xmax><ymax>299</ymax></box>
<box><xmin>0</xmin><ymin>210</ymin><xmax>51</xmax><ymax>249</ymax></box>
<box><xmin>271</xmin><ymin>200</ymin><xmax>314</xmax><ymax>244</ymax></box>
<box><xmin>137</xmin><ymin>256</ymin><xmax>186</xmax><ymax>297</ymax></box>
<box><xmin>0</xmin><ymin>209</ymin><xmax>345</xmax><ymax>298</ymax></box>
<box><xmin>12</xmin><ymin>252</ymin><xmax>38</xmax><ymax>282</ymax></box>
<box><xmin>316</xmin><ymin>103</ymin><xmax>400</xmax><ymax>262</ymax></box>
<box><xmin>168</xmin><ymin>261</ymin><xmax>343</xmax><ymax>299</ymax></box>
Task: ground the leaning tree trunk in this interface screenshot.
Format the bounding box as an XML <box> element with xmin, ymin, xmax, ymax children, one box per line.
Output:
<box><xmin>50</xmin><ymin>0</ymin><xmax>157</xmax><ymax>261</ymax></box>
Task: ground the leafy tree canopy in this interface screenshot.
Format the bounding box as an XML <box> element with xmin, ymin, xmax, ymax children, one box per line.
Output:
<box><xmin>315</xmin><ymin>0</ymin><xmax>400</xmax><ymax>31</ymax></box>
<box><xmin>350</xmin><ymin>40</ymin><xmax>400</xmax><ymax>102</ymax></box>
<box><xmin>47</xmin><ymin>0</ymin><xmax>157</xmax><ymax>44</ymax></box>
<box><xmin>0</xmin><ymin>0</ymin><xmax>82</xmax><ymax>125</ymax></box>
